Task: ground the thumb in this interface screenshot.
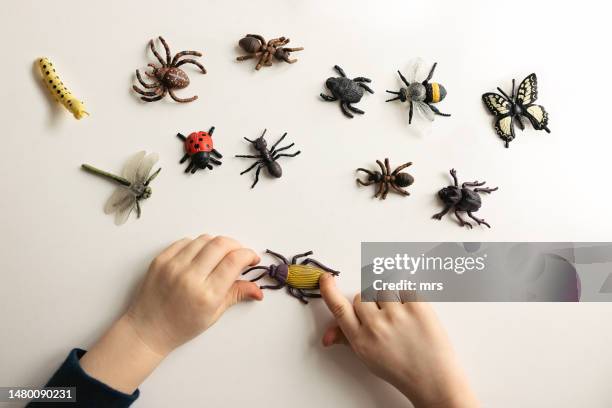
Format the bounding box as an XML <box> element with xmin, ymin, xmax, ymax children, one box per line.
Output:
<box><xmin>322</xmin><ymin>324</ymin><xmax>348</xmax><ymax>347</ymax></box>
<box><xmin>224</xmin><ymin>280</ymin><xmax>264</xmax><ymax>308</ymax></box>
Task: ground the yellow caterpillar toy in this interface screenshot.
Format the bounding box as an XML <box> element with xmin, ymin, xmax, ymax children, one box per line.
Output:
<box><xmin>37</xmin><ymin>57</ymin><xmax>89</xmax><ymax>119</ymax></box>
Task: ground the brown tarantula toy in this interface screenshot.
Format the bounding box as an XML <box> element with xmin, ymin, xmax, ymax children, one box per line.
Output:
<box><xmin>356</xmin><ymin>158</ymin><xmax>414</xmax><ymax>200</ymax></box>
<box><xmin>236</xmin><ymin>34</ymin><xmax>303</xmax><ymax>70</ymax></box>
<box><xmin>132</xmin><ymin>36</ymin><xmax>206</xmax><ymax>103</ymax></box>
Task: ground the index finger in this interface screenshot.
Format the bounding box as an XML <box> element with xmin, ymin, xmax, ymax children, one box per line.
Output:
<box><xmin>319</xmin><ymin>274</ymin><xmax>360</xmax><ymax>340</ymax></box>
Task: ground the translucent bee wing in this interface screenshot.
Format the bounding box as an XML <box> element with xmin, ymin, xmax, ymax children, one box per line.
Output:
<box><xmin>114</xmin><ymin>196</ymin><xmax>137</xmax><ymax>225</ymax></box>
<box><xmin>122</xmin><ymin>151</ymin><xmax>146</xmax><ymax>183</ymax></box>
<box><xmin>104</xmin><ymin>187</ymin><xmax>132</xmax><ymax>214</ymax></box>
<box><xmin>407</xmin><ymin>58</ymin><xmax>428</xmax><ymax>83</ymax></box>
<box><xmin>414</xmin><ymin>101</ymin><xmax>435</xmax><ymax>121</ymax></box>
<box><xmin>135</xmin><ymin>152</ymin><xmax>159</xmax><ymax>184</ymax></box>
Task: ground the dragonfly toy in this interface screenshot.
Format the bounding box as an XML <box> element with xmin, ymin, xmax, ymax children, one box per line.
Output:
<box><xmin>81</xmin><ymin>151</ymin><xmax>161</xmax><ymax>225</ymax></box>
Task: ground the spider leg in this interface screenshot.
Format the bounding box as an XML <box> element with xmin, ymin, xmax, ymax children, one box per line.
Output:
<box><xmin>334</xmin><ymin>65</ymin><xmax>347</xmax><ymax>77</ymax></box>
<box><xmin>266</xmin><ymin>249</ymin><xmax>290</xmax><ymax>264</ymax></box>
<box><xmin>273</xmin><ymin>151</ymin><xmax>301</xmax><ymax>160</ymax></box>
<box><xmin>136</xmin><ymin>70</ymin><xmax>158</xmax><ymax>88</ymax></box>
<box><xmin>157</xmin><ymin>36</ymin><xmax>171</xmax><ymax>65</ymax></box>
<box><xmin>390</xmin><ymin>184</ymin><xmax>410</xmax><ymax>196</ymax></box>
<box><xmin>140</xmin><ymin>88</ymin><xmax>167</xmax><ymax>102</ymax></box>
<box><xmin>467</xmin><ymin>212</ymin><xmax>491</xmax><ymax>228</ymax></box>
<box><xmin>251</xmin><ymin>165</ymin><xmax>263</xmax><ymax>188</ymax></box>
<box><xmin>473</xmin><ymin>187</ymin><xmax>498</xmax><ymax>194</ymax></box>
<box><xmin>255</xmin><ymin>51</ymin><xmax>271</xmax><ymax>70</ymax></box>
<box><xmin>346</xmin><ymin>103</ymin><xmax>364</xmax><ymax>114</ymax></box>
<box><xmin>236</xmin><ymin>52</ymin><xmax>263</xmax><ymax>61</ymax></box>
<box><xmin>175</xmin><ymin>58</ymin><xmax>206</xmax><ymax>74</ymax></box>
<box><xmin>409</xmin><ymin>101</ymin><xmax>414</xmax><ymax>123</ymax></box>
<box><xmin>454</xmin><ymin>210</ymin><xmax>473</xmax><ymax>229</ymax></box>
<box><xmin>320</xmin><ymin>94</ymin><xmax>338</xmax><ymax>102</ymax></box>
<box><xmin>291</xmin><ymin>251</ymin><xmax>313</xmax><ymax>264</ymax></box>
<box><xmin>300</xmin><ymin>258</ymin><xmax>339</xmax><ymax>275</ymax></box>
<box><xmin>270</xmin><ymin>132</ymin><xmax>288</xmax><ymax>151</ymax></box>
<box><xmin>339</xmin><ymin>102</ymin><xmax>353</xmax><ymax>118</ymax></box>
<box><xmin>270</xmin><ymin>143</ymin><xmax>294</xmax><ymax>155</ymax></box>
<box><xmin>132</xmin><ymin>85</ymin><xmax>159</xmax><ymax>96</ymax></box>
<box><xmin>172</xmin><ymin>50</ymin><xmax>202</xmax><ymax>65</ymax></box>
<box><xmin>428</xmin><ymin>104</ymin><xmax>451</xmax><ymax>117</ymax></box>
<box><xmin>432</xmin><ymin>205</ymin><xmax>452</xmax><ymax>220</ymax></box>
<box><xmin>149</xmin><ymin>38</ymin><xmax>166</xmax><ymax>66</ymax></box>
<box><xmin>462</xmin><ymin>181</ymin><xmax>485</xmax><ymax>188</ymax></box>
<box><xmin>169</xmin><ymin>89</ymin><xmax>197</xmax><ymax>103</ymax></box>
<box><xmin>425</xmin><ymin>62</ymin><xmax>438</xmax><ymax>82</ymax></box>
<box><xmin>357</xmin><ymin>82</ymin><xmax>374</xmax><ymax>94</ymax></box>
<box><xmin>392</xmin><ymin>162</ymin><xmax>413</xmax><ymax>175</ymax></box>
<box><xmin>240</xmin><ymin>160</ymin><xmax>264</xmax><ymax>175</ymax></box>
<box><xmin>397</xmin><ymin>70</ymin><xmax>411</xmax><ymax>87</ymax></box>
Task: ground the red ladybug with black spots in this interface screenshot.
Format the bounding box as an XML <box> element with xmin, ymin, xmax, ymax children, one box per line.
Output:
<box><xmin>176</xmin><ymin>126</ymin><xmax>222</xmax><ymax>173</ymax></box>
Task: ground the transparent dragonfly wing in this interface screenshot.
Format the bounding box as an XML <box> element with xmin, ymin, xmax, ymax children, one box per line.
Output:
<box><xmin>122</xmin><ymin>151</ymin><xmax>146</xmax><ymax>183</ymax></box>
<box><xmin>414</xmin><ymin>101</ymin><xmax>435</xmax><ymax>121</ymax></box>
<box><xmin>407</xmin><ymin>58</ymin><xmax>429</xmax><ymax>83</ymax></box>
<box><xmin>104</xmin><ymin>187</ymin><xmax>133</xmax><ymax>214</ymax></box>
<box><xmin>114</xmin><ymin>195</ymin><xmax>137</xmax><ymax>225</ymax></box>
<box><xmin>135</xmin><ymin>152</ymin><xmax>159</xmax><ymax>184</ymax></box>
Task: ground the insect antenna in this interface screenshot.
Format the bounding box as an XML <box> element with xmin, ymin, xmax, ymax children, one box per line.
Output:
<box><xmin>511</xmin><ymin>78</ymin><xmax>516</xmax><ymax>100</ymax></box>
<box><xmin>241</xmin><ymin>266</ymin><xmax>270</xmax><ymax>282</ymax></box>
<box><xmin>496</xmin><ymin>87</ymin><xmax>511</xmax><ymax>101</ymax></box>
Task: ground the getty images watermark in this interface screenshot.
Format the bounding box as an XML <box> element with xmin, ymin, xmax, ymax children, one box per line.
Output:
<box><xmin>361</xmin><ymin>242</ymin><xmax>612</xmax><ymax>302</ymax></box>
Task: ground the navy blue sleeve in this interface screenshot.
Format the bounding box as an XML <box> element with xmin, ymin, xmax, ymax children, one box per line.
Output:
<box><xmin>27</xmin><ymin>348</ymin><xmax>139</xmax><ymax>407</ymax></box>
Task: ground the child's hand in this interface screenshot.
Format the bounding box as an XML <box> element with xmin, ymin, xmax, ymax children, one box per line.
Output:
<box><xmin>79</xmin><ymin>235</ymin><xmax>262</xmax><ymax>393</ymax></box>
<box><xmin>125</xmin><ymin>235</ymin><xmax>262</xmax><ymax>355</ymax></box>
<box><xmin>319</xmin><ymin>274</ymin><xmax>478</xmax><ymax>408</ymax></box>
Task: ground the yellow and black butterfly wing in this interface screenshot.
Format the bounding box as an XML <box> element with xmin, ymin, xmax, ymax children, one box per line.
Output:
<box><xmin>516</xmin><ymin>73</ymin><xmax>538</xmax><ymax>106</ymax></box>
<box><xmin>482</xmin><ymin>92</ymin><xmax>515</xmax><ymax>146</ymax></box>
<box><xmin>522</xmin><ymin>104</ymin><xmax>550</xmax><ymax>133</ymax></box>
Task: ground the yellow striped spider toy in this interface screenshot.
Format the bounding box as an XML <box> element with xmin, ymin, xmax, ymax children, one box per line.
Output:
<box><xmin>242</xmin><ymin>249</ymin><xmax>340</xmax><ymax>304</ymax></box>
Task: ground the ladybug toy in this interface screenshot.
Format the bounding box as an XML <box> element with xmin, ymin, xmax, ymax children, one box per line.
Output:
<box><xmin>176</xmin><ymin>127</ymin><xmax>222</xmax><ymax>173</ymax></box>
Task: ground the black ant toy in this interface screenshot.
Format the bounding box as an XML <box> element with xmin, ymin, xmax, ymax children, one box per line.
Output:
<box><xmin>235</xmin><ymin>129</ymin><xmax>301</xmax><ymax>188</ymax></box>
<box><xmin>432</xmin><ymin>169</ymin><xmax>498</xmax><ymax>229</ymax></box>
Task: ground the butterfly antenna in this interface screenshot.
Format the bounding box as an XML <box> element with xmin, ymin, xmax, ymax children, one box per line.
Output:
<box><xmin>511</xmin><ymin>79</ymin><xmax>516</xmax><ymax>99</ymax></box>
<box><xmin>496</xmin><ymin>87</ymin><xmax>511</xmax><ymax>101</ymax></box>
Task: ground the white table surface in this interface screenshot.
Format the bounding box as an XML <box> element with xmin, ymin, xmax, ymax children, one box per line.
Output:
<box><xmin>2</xmin><ymin>1</ymin><xmax>612</xmax><ymax>407</ymax></box>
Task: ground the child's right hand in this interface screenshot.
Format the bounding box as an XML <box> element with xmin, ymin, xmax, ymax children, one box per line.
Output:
<box><xmin>319</xmin><ymin>274</ymin><xmax>479</xmax><ymax>408</ymax></box>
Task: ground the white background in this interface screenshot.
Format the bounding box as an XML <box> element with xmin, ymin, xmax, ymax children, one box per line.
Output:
<box><xmin>1</xmin><ymin>1</ymin><xmax>612</xmax><ymax>407</ymax></box>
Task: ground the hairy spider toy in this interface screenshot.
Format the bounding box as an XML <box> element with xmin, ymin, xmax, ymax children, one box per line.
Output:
<box><xmin>386</xmin><ymin>60</ymin><xmax>450</xmax><ymax>124</ymax></box>
<box><xmin>132</xmin><ymin>36</ymin><xmax>206</xmax><ymax>103</ymax></box>
<box><xmin>356</xmin><ymin>158</ymin><xmax>414</xmax><ymax>200</ymax></box>
<box><xmin>242</xmin><ymin>249</ymin><xmax>340</xmax><ymax>304</ymax></box>
<box><xmin>432</xmin><ymin>169</ymin><xmax>498</xmax><ymax>229</ymax></box>
<box><xmin>235</xmin><ymin>129</ymin><xmax>301</xmax><ymax>188</ymax></box>
<box><xmin>482</xmin><ymin>73</ymin><xmax>550</xmax><ymax>148</ymax></box>
<box><xmin>176</xmin><ymin>127</ymin><xmax>222</xmax><ymax>174</ymax></box>
<box><xmin>236</xmin><ymin>34</ymin><xmax>303</xmax><ymax>70</ymax></box>
<box><xmin>320</xmin><ymin>65</ymin><xmax>374</xmax><ymax>118</ymax></box>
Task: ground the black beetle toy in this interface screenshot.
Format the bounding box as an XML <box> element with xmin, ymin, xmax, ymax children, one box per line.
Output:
<box><xmin>432</xmin><ymin>169</ymin><xmax>498</xmax><ymax>229</ymax></box>
<box><xmin>176</xmin><ymin>127</ymin><xmax>222</xmax><ymax>174</ymax></box>
<box><xmin>235</xmin><ymin>129</ymin><xmax>301</xmax><ymax>188</ymax></box>
<box><xmin>320</xmin><ymin>65</ymin><xmax>374</xmax><ymax>118</ymax></box>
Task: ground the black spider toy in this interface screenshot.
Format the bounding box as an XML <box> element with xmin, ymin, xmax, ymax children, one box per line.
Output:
<box><xmin>235</xmin><ymin>129</ymin><xmax>301</xmax><ymax>188</ymax></box>
<box><xmin>482</xmin><ymin>73</ymin><xmax>550</xmax><ymax>148</ymax></box>
<box><xmin>320</xmin><ymin>65</ymin><xmax>374</xmax><ymax>118</ymax></box>
<box><xmin>432</xmin><ymin>169</ymin><xmax>498</xmax><ymax>229</ymax></box>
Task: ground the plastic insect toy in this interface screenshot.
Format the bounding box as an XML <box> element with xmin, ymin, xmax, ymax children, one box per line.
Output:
<box><xmin>482</xmin><ymin>73</ymin><xmax>550</xmax><ymax>148</ymax></box>
<box><xmin>236</xmin><ymin>34</ymin><xmax>304</xmax><ymax>70</ymax></box>
<box><xmin>176</xmin><ymin>127</ymin><xmax>222</xmax><ymax>174</ymax></box>
<box><xmin>81</xmin><ymin>152</ymin><xmax>161</xmax><ymax>225</ymax></box>
<box><xmin>242</xmin><ymin>249</ymin><xmax>340</xmax><ymax>304</ymax></box>
<box><xmin>320</xmin><ymin>65</ymin><xmax>374</xmax><ymax>118</ymax></box>
<box><xmin>235</xmin><ymin>129</ymin><xmax>301</xmax><ymax>188</ymax></box>
<box><xmin>432</xmin><ymin>169</ymin><xmax>498</xmax><ymax>229</ymax></box>
<box><xmin>356</xmin><ymin>158</ymin><xmax>414</xmax><ymax>200</ymax></box>
<box><xmin>132</xmin><ymin>36</ymin><xmax>206</xmax><ymax>103</ymax></box>
<box><xmin>385</xmin><ymin>59</ymin><xmax>450</xmax><ymax>124</ymax></box>
<box><xmin>37</xmin><ymin>57</ymin><xmax>89</xmax><ymax>119</ymax></box>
